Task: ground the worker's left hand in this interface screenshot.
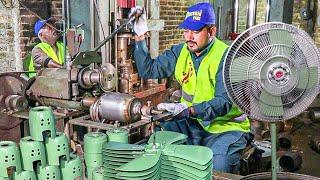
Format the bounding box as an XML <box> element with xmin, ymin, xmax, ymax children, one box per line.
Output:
<box><xmin>157</xmin><ymin>103</ymin><xmax>189</xmax><ymax>119</ymax></box>
<box><xmin>129</xmin><ymin>6</ymin><xmax>148</xmax><ymax>36</ymax></box>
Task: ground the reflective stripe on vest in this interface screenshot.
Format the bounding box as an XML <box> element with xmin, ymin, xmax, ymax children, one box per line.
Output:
<box><xmin>174</xmin><ymin>38</ymin><xmax>250</xmax><ymax>134</ymax></box>
<box><xmin>28</xmin><ymin>41</ymin><xmax>65</xmax><ymax>77</ymax></box>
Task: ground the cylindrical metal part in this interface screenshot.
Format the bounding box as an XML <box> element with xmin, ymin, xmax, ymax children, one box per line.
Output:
<box><xmin>4</xmin><ymin>95</ymin><xmax>28</xmax><ymax>111</ymax></box>
<box><xmin>309</xmin><ymin>108</ymin><xmax>320</xmax><ymax>122</ymax></box>
<box><xmin>246</xmin><ymin>0</ymin><xmax>257</xmax><ymax>28</ymax></box>
<box><xmin>216</xmin><ymin>6</ymin><xmax>222</xmax><ymax>38</ymax></box>
<box><xmin>310</xmin><ymin>136</ymin><xmax>320</xmax><ymax>153</ymax></box>
<box><xmin>279</xmin><ymin>151</ymin><xmax>302</xmax><ymax>172</ymax></box>
<box><xmin>117</xmin><ymin>33</ymin><xmax>131</xmax><ymax>61</ymax></box>
<box><xmin>265</xmin><ymin>0</ymin><xmax>271</xmax><ymax>22</ymax></box>
<box><xmin>233</xmin><ymin>0</ymin><xmax>239</xmax><ymax>32</ymax></box>
<box><xmin>71</xmin><ymin>83</ymin><xmax>79</xmax><ymax>97</ymax></box>
<box><xmin>35</xmin><ymin>97</ymin><xmax>85</xmax><ymax>110</ymax></box>
<box><xmin>106</xmin><ymin>129</ymin><xmax>128</xmax><ymax>143</ymax></box>
<box><xmin>81</xmin><ymin>97</ymin><xmax>98</xmax><ymax>107</ymax></box>
<box><xmin>278</xmin><ymin>133</ymin><xmax>292</xmax><ymax>150</ymax></box>
<box><xmin>78</xmin><ymin>68</ymin><xmax>100</xmax><ymax>89</ymax></box>
<box><xmin>90</xmin><ymin>92</ymin><xmax>142</xmax><ymax>122</ymax></box>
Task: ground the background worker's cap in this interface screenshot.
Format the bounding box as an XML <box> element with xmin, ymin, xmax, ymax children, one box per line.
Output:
<box><xmin>34</xmin><ymin>17</ymin><xmax>54</xmax><ymax>36</ymax></box>
<box><xmin>178</xmin><ymin>2</ymin><xmax>215</xmax><ymax>31</ymax></box>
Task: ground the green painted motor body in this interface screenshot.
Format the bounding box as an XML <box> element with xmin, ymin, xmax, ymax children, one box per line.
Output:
<box><xmin>60</xmin><ymin>153</ymin><xmax>83</xmax><ymax>180</ymax></box>
<box><xmin>0</xmin><ymin>141</ymin><xmax>22</xmax><ymax>177</ymax></box>
<box><xmin>45</xmin><ymin>132</ymin><xmax>70</xmax><ymax>166</ymax></box>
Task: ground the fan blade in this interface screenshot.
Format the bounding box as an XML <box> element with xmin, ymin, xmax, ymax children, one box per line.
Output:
<box><xmin>269</xmin><ymin>29</ymin><xmax>294</xmax><ymax>46</ymax></box>
<box><xmin>259</xmin><ymin>89</ymin><xmax>284</xmax><ymax>117</ymax></box>
<box><xmin>230</xmin><ymin>56</ymin><xmax>256</xmax><ymax>83</ymax></box>
<box><xmin>296</xmin><ymin>66</ymin><xmax>318</xmax><ymax>89</ymax></box>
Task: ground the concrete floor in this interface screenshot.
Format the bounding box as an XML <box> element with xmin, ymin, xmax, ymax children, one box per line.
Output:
<box><xmin>291</xmin><ymin>119</ymin><xmax>320</xmax><ymax>177</ymax></box>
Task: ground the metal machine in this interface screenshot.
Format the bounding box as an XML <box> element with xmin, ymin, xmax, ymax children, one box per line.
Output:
<box><xmin>0</xmin><ymin>0</ymin><xmax>171</xmax><ymax>144</ymax></box>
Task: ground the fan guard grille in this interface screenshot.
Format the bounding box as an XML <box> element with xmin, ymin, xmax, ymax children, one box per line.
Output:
<box><xmin>223</xmin><ymin>22</ymin><xmax>320</xmax><ymax>122</ymax></box>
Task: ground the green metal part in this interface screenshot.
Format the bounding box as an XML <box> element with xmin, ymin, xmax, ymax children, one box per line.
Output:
<box><xmin>106</xmin><ymin>129</ymin><xmax>129</xmax><ymax>143</ymax></box>
<box><xmin>60</xmin><ymin>153</ymin><xmax>83</xmax><ymax>180</ymax></box>
<box><xmin>271</xmin><ymin>122</ymin><xmax>278</xmax><ymax>180</ymax></box>
<box><xmin>103</xmin><ymin>141</ymin><xmax>144</xmax><ymax>151</ymax></box>
<box><xmin>86</xmin><ymin>166</ymin><xmax>96</xmax><ymax>180</ymax></box>
<box><xmin>148</xmin><ymin>131</ymin><xmax>188</xmax><ymax>145</ymax></box>
<box><xmin>84</xmin><ymin>132</ymin><xmax>108</xmax><ymax>154</ymax></box>
<box><xmin>13</xmin><ymin>170</ymin><xmax>37</xmax><ymax>180</ymax></box>
<box><xmin>92</xmin><ymin>167</ymin><xmax>104</xmax><ymax>180</ymax></box>
<box><xmin>84</xmin><ymin>153</ymin><xmax>103</xmax><ymax>167</ymax></box>
<box><xmin>19</xmin><ymin>136</ymin><xmax>46</xmax><ymax>171</ymax></box>
<box><xmin>29</xmin><ymin>106</ymin><xmax>56</xmax><ymax>141</ymax></box>
<box><xmin>36</xmin><ymin>164</ymin><xmax>61</xmax><ymax>180</ymax></box>
<box><xmin>162</xmin><ymin>144</ymin><xmax>213</xmax><ymax>166</ymax></box>
<box><xmin>0</xmin><ymin>141</ymin><xmax>22</xmax><ymax>177</ymax></box>
<box><xmin>0</xmin><ymin>177</ymin><xmax>9</xmax><ymax>180</ymax></box>
<box><xmin>44</xmin><ymin>132</ymin><xmax>70</xmax><ymax>166</ymax></box>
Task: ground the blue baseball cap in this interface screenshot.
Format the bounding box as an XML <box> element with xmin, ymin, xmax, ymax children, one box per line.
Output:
<box><xmin>34</xmin><ymin>17</ymin><xmax>53</xmax><ymax>36</ymax></box>
<box><xmin>179</xmin><ymin>2</ymin><xmax>215</xmax><ymax>31</ymax></box>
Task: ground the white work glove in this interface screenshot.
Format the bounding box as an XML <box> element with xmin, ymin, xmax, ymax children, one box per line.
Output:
<box><xmin>157</xmin><ymin>103</ymin><xmax>188</xmax><ymax>116</ymax></box>
<box><xmin>129</xmin><ymin>6</ymin><xmax>148</xmax><ymax>36</ymax></box>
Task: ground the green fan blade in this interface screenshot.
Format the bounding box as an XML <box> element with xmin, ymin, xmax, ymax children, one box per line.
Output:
<box><xmin>103</xmin><ymin>141</ymin><xmax>145</xmax><ymax>151</ymax></box>
<box><xmin>230</xmin><ymin>56</ymin><xmax>252</xmax><ymax>83</ymax></box>
<box><xmin>162</xmin><ymin>156</ymin><xmax>211</xmax><ymax>170</ymax></box>
<box><xmin>296</xmin><ymin>66</ymin><xmax>318</xmax><ymax>89</ymax></box>
<box><xmin>116</xmin><ymin>150</ymin><xmax>161</xmax><ymax>172</ymax></box>
<box><xmin>116</xmin><ymin>162</ymin><xmax>160</xmax><ymax>178</ymax></box>
<box><xmin>161</xmin><ymin>162</ymin><xmax>211</xmax><ymax>178</ymax></box>
<box><xmin>162</xmin><ymin>145</ymin><xmax>213</xmax><ymax>166</ymax></box>
<box><xmin>148</xmin><ymin>131</ymin><xmax>187</xmax><ymax>145</ymax></box>
<box><xmin>259</xmin><ymin>89</ymin><xmax>284</xmax><ymax>117</ymax></box>
<box><xmin>269</xmin><ymin>29</ymin><xmax>294</xmax><ymax>46</ymax></box>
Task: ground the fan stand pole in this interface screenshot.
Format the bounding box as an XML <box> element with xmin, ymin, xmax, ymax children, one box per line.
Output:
<box><xmin>270</xmin><ymin>122</ymin><xmax>278</xmax><ymax>180</ymax></box>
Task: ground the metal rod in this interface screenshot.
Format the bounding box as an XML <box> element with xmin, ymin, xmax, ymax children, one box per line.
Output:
<box><xmin>93</xmin><ymin>16</ymin><xmax>135</xmax><ymax>52</ymax></box>
<box><xmin>265</xmin><ymin>0</ymin><xmax>271</xmax><ymax>22</ymax></box>
<box><xmin>246</xmin><ymin>0</ymin><xmax>257</xmax><ymax>28</ymax></box>
<box><xmin>271</xmin><ymin>122</ymin><xmax>278</xmax><ymax>180</ymax></box>
<box><xmin>233</xmin><ymin>0</ymin><xmax>239</xmax><ymax>32</ymax></box>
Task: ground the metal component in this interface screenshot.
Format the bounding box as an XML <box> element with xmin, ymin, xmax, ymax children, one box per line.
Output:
<box><xmin>309</xmin><ymin>108</ymin><xmax>320</xmax><ymax>122</ymax></box>
<box><xmin>107</xmin><ymin>128</ymin><xmax>129</xmax><ymax>143</ymax></box>
<box><xmin>60</xmin><ymin>153</ymin><xmax>83</xmax><ymax>180</ymax></box>
<box><xmin>99</xmin><ymin>63</ymin><xmax>117</xmax><ymax>92</ymax></box>
<box><xmin>36</xmin><ymin>164</ymin><xmax>61</xmax><ymax>180</ymax></box>
<box><xmin>93</xmin><ymin>16</ymin><xmax>135</xmax><ymax>52</ymax></box>
<box><xmin>270</xmin><ymin>123</ymin><xmax>278</xmax><ymax>180</ymax></box>
<box><xmin>13</xmin><ymin>170</ymin><xmax>36</xmax><ymax>179</ymax></box>
<box><xmin>81</xmin><ymin>97</ymin><xmax>98</xmax><ymax>107</ymax></box>
<box><xmin>4</xmin><ymin>95</ymin><xmax>28</xmax><ymax>111</ymax></box>
<box><xmin>71</xmin><ymin>83</ymin><xmax>79</xmax><ymax>97</ymax></box>
<box><xmin>233</xmin><ymin>0</ymin><xmax>239</xmax><ymax>33</ymax></box>
<box><xmin>19</xmin><ymin>136</ymin><xmax>46</xmax><ymax>171</ymax></box>
<box><xmin>29</xmin><ymin>106</ymin><xmax>56</xmax><ymax>141</ymax></box>
<box><xmin>36</xmin><ymin>97</ymin><xmax>85</xmax><ymax>110</ymax></box>
<box><xmin>45</xmin><ymin>132</ymin><xmax>70</xmax><ymax>166</ymax></box>
<box><xmin>90</xmin><ymin>92</ymin><xmax>142</xmax><ymax>123</ymax></box>
<box><xmin>278</xmin><ymin>133</ymin><xmax>291</xmax><ymax>150</ymax></box>
<box><xmin>0</xmin><ymin>73</ymin><xmax>25</xmax><ymax>141</ymax></box>
<box><xmin>246</xmin><ymin>0</ymin><xmax>257</xmax><ymax>28</ymax></box>
<box><xmin>84</xmin><ymin>132</ymin><xmax>108</xmax><ymax>154</ymax></box>
<box><xmin>279</xmin><ymin>151</ymin><xmax>302</xmax><ymax>172</ymax></box>
<box><xmin>0</xmin><ymin>141</ymin><xmax>22</xmax><ymax>177</ymax></box>
<box><xmin>78</xmin><ymin>67</ymin><xmax>99</xmax><ymax>89</ymax></box>
<box><xmin>310</xmin><ymin>136</ymin><xmax>320</xmax><ymax>153</ymax></box>
<box><xmin>27</xmin><ymin>68</ymin><xmax>78</xmax><ymax>100</ymax></box>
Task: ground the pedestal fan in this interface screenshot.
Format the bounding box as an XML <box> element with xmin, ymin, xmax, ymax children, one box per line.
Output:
<box><xmin>223</xmin><ymin>22</ymin><xmax>320</xmax><ymax>179</ymax></box>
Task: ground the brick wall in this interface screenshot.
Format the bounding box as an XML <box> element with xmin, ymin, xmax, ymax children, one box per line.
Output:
<box><xmin>19</xmin><ymin>0</ymin><xmax>62</xmax><ymax>61</ymax></box>
<box><xmin>0</xmin><ymin>3</ymin><xmax>16</xmax><ymax>72</ymax></box>
<box><xmin>158</xmin><ymin>0</ymin><xmax>193</xmax><ymax>53</ymax></box>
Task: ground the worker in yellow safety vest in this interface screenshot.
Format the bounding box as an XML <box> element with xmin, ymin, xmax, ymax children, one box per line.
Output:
<box><xmin>28</xmin><ymin>17</ymin><xmax>64</xmax><ymax>77</ymax></box>
<box><xmin>130</xmin><ymin>2</ymin><xmax>251</xmax><ymax>173</ymax></box>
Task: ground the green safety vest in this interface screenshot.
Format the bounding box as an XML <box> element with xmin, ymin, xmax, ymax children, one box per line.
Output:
<box><xmin>28</xmin><ymin>41</ymin><xmax>65</xmax><ymax>77</ymax></box>
<box><xmin>175</xmin><ymin>38</ymin><xmax>250</xmax><ymax>134</ymax></box>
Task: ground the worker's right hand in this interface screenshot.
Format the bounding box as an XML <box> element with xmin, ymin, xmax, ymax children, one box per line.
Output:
<box><xmin>129</xmin><ymin>6</ymin><xmax>148</xmax><ymax>36</ymax></box>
